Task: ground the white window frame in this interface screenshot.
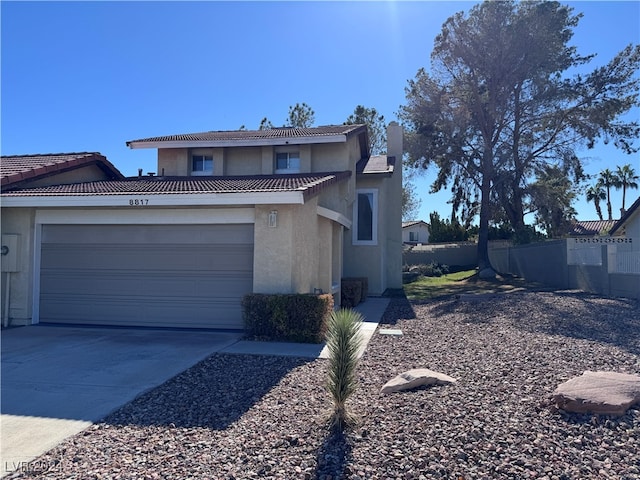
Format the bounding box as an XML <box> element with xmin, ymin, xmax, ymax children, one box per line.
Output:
<box><xmin>352</xmin><ymin>188</ymin><xmax>378</xmax><ymax>245</ymax></box>
<box><xmin>409</xmin><ymin>231</ymin><xmax>418</xmax><ymax>242</ymax></box>
<box><xmin>274</xmin><ymin>151</ymin><xmax>300</xmax><ymax>174</ymax></box>
<box><xmin>191</xmin><ymin>154</ymin><xmax>213</xmax><ymax>176</ymax></box>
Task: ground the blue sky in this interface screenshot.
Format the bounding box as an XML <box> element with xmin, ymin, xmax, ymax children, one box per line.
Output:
<box><xmin>2</xmin><ymin>1</ymin><xmax>639</xmax><ymax>223</ymax></box>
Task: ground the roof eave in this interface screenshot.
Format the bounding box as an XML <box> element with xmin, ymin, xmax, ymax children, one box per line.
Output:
<box><xmin>357</xmin><ymin>164</ymin><xmax>394</xmax><ymax>178</ymax></box>
<box><xmin>126</xmin><ymin>134</ymin><xmax>349</xmax><ymax>150</ymax></box>
<box><xmin>0</xmin><ymin>191</ymin><xmax>307</xmax><ymax>208</ymax></box>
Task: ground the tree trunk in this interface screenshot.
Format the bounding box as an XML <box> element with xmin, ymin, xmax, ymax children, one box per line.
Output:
<box><xmin>595</xmin><ymin>201</ymin><xmax>603</xmax><ymax>221</ymax></box>
<box><xmin>477</xmin><ymin>152</ymin><xmax>494</xmax><ymax>274</ymax></box>
<box><xmin>509</xmin><ymin>183</ymin><xmax>526</xmax><ymax>237</ymax></box>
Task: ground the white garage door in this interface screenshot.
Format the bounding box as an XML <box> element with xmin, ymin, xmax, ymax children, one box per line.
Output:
<box><xmin>39</xmin><ymin>224</ymin><xmax>254</xmax><ymax>329</ymax></box>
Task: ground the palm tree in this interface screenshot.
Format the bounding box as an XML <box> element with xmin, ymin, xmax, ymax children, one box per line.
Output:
<box><xmin>615</xmin><ymin>164</ymin><xmax>639</xmax><ymax>212</ymax></box>
<box><xmin>597</xmin><ymin>169</ymin><xmax>620</xmax><ymax>220</ymax></box>
<box><xmin>585</xmin><ymin>184</ymin><xmax>606</xmax><ymax>221</ymax></box>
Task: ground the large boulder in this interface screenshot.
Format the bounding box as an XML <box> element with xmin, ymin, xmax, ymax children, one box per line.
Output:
<box><xmin>381</xmin><ymin>368</ymin><xmax>457</xmax><ymax>394</ymax></box>
<box><xmin>552</xmin><ymin>371</ymin><xmax>640</xmax><ymax>416</ymax></box>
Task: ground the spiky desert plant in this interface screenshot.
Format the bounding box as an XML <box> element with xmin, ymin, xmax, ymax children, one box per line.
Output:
<box><xmin>326</xmin><ymin>308</ymin><xmax>363</xmax><ymax>432</ymax></box>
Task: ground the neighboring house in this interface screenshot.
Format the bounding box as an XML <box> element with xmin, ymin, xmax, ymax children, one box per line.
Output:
<box><xmin>567</xmin><ymin>219</ymin><xmax>617</xmax><ymax>237</ymax></box>
<box><xmin>609</xmin><ymin>195</ymin><xmax>640</xmax><ymax>275</ymax></box>
<box><xmin>610</xmin><ymin>196</ymin><xmax>640</xmax><ymax>239</ymax></box>
<box><xmin>1</xmin><ymin>123</ymin><xmax>403</xmax><ymax>329</ymax></box>
<box><xmin>402</xmin><ymin>220</ymin><xmax>429</xmax><ymax>244</ymax></box>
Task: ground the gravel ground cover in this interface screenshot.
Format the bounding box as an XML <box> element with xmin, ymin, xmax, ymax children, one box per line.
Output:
<box><xmin>10</xmin><ymin>291</ymin><xmax>639</xmax><ymax>480</ymax></box>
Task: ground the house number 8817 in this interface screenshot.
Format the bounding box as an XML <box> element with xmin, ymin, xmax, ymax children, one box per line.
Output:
<box><xmin>129</xmin><ymin>199</ymin><xmax>149</xmax><ymax>206</ymax></box>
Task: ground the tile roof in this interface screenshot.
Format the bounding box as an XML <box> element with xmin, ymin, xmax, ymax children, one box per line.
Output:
<box><xmin>568</xmin><ymin>220</ymin><xmax>617</xmax><ymax>236</ymax></box>
<box><xmin>402</xmin><ymin>220</ymin><xmax>428</xmax><ymax>228</ymax></box>
<box><xmin>1</xmin><ymin>172</ymin><xmax>352</xmax><ymax>201</ymax></box>
<box><xmin>1</xmin><ymin>152</ymin><xmax>123</xmax><ymax>188</ymax></box>
<box><xmin>610</xmin><ymin>195</ymin><xmax>640</xmax><ymax>235</ymax></box>
<box><xmin>356</xmin><ymin>155</ymin><xmax>395</xmax><ymax>175</ymax></box>
<box><xmin>127</xmin><ymin>124</ymin><xmax>367</xmax><ymax>146</ymax></box>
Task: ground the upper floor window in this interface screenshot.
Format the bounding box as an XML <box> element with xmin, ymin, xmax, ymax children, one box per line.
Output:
<box><xmin>409</xmin><ymin>231</ymin><xmax>418</xmax><ymax>242</ymax></box>
<box><xmin>192</xmin><ymin>155</ymin><xmax>213</xmax><ymax>175</ymax></box>
<box><xmin>275</xmin><ymin>152</ymin><xmax>300</xmax><ymax>174</ymax></box>
<box><xmin>353</xmin><ymin>189</ymin><xmax>378</xmax><ymax>245</ymax></box>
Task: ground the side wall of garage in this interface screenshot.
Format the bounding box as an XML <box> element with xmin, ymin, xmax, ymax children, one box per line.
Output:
<box><xmin>1</xmin><ymin>208</ymin><xmax>36</xmax><ymax>326</ymax></box>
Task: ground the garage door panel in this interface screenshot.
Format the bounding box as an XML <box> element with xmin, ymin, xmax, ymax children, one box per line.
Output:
<box><xmin>42</xmin><ymin>224</ymin><xmax>254</xmax><ymax>245</ymax></box>
<box><xmin>41</xmin><ymin>271</ymin><xmax>253</xmax><ymax>297</ymax></box>
<box><xmin>41</xmin><ymin>244</ymin><xmax>254</xmax><ymax>271</ymax></box>
<box><xmin>40</xmin><ymin>224</ymin><xmax>254</xmax><ymax>329</ymax></box>
<box><xmin>40</xmin><ymin>295</ymin><xmax>244</xmax><ymax>329</ymax></box>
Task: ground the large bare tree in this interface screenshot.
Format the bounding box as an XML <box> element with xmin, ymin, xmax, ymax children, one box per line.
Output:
<box><xmin>400</xmin><ymin>1</ymin><xmax>639</xmax><ymax>274</ymax></box>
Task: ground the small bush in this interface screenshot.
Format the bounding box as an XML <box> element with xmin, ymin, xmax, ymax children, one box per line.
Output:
<box><xmin>326</xmin><ymin>308</ymin><xmax>363</xmax><ymax>432</ymax></box>
<box><xmin>341</xmin><ymin>277</ymin><xmax>368</xmax><ymax>307</ymax></box>
<box><xmin>340</xmin><ymin>280</ymin><xmax>362</xmax><ymax>308</ymax></box>
<box><xmin>242</xmin><ymin>293</ymin><xmax>334</xmax><ymax>343</ymax></box>
<box><xmin>407</xmin><ymin>261</ymin><xmax>450</xmax><ymax>277</ymax></box>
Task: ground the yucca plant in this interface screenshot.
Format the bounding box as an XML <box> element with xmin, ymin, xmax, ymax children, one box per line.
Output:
<box><xmin>325</xmin><ymin>308</ymin><xmax>363</xmax><ymax>432</ymax></box>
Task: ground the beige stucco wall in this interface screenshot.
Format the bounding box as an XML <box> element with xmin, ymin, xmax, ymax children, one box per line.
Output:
<box><xmin>158</xmin><ymin>148</ymin><xmax>189</xmax><ymax>176</ymax></box>
<box><xmin>158</xmin><ymin>148</ymin><xmax>226</xmax><ymax>176</ymax></box>
<box><xmin>253</xmin><ymin>198</ymin><xmax>339</xmax><ymax>296</ymax></box>
<box><xmin>225</xmin><ymin>147</ymin><xmax>262</xmax><ymax>176</ymax></box>
<box><xmin>253</xmin><ymin>205</ymin><xmax>295</xmax><ymax>293</ymax></box>
<box><xmin>317</xmin><ymin>217</ymin><xmax>332</xmax><ymax>292</ymax></box>
<box><xmin>384</xmin><ymin>123</ymin><xmax>403</xmax><ymax>290</ymax></box>
<box><xmin>1</xmin><ymin>208</ymin><xmax>36</xmax><ymax>326</ymax></box>
<box><xmin>291</xmin><ymin>199</ymin><xmax>320</xmax><ymax>293</ymax></box>
<box><xmin>313</xmin><ymin>135</ymin><xmax>363</xmax><ymax>219</ymax></box>
<box><xmin>155</xmin><ymin>133</ymin><xmax>363</xmax><ymax>179</ymax></box>
<box><xmin>342</xmin><ymin>123</ymin><xmax>403</xmax><ymax>295</ymax></box>
<box><xmin>343</xmin><ymin>182</ymin><xmax>386</xmax><ymax>295</ymax></box>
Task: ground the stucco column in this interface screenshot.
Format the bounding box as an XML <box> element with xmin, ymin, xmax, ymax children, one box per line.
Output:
<box><xmin>385</xmin><ymin>122</ymin><xmax>403</xmax><ymax>289</ymax></box>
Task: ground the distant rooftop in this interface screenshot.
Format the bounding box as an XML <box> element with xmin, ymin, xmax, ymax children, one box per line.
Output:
<box><xmin>1</xmin><ymin>152</ymin><xmax>123</xmax><ymax>188</ymax></box>
<box><xmin>568</xmin><ymin>220</ymin><xmax>617</xmax><ymax>236</ymax></box>
<box><xmin>402</xmin><ymin>220</ymin><xmax>428</xmax><ymax>228</ymax></box>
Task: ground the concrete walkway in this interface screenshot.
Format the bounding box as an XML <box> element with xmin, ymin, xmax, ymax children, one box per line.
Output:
<box><xmin>0</xmin><ymin>297</ymin><xmax>388</xmax><ymax>477</ymax></box>
<box><xmin>221</xmin><ymin>297</ymin><xmax>388</xmax><ymax>358</ymax></box>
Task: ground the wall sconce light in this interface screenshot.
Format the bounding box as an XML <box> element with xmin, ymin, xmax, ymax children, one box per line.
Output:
<box><xmin>268</xmin><ymin>210</ymin><xmax>278</xmax><ymax>228</ymax></box>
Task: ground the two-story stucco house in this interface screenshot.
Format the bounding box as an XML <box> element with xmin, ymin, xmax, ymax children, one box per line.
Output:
<box><xmin>1</xmin><ymin>123</ymin><xmax>403</xmax><ymax>330</ymax></box>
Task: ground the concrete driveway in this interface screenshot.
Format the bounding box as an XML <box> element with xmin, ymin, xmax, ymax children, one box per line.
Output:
<box><xmin>0</xmin><ymin>298</ymin><xmax>389</xmax><ymax>477</ymax></box>
<box><xmin>1</xmin><ymin>325</ymin><xmax>242</xmax><ymax>477</ymax></box>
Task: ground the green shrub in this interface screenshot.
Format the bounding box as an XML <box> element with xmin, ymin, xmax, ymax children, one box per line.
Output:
<box><xmin>341</xmin><ymin>277</ymin><xmax>368</xmax><ymax>307</ymax></box>
<box><xmin>326</xmin><ymin>308</ymin><xmax>363</xmax><ymax>432</ymax></box>
<box><xmin>340</xmin><ymin>280</ymin><xmax>362</xmax><ymax>308</ymax></box>
<box><xmin>343</xmin><ymin>277</ymin><xmax>368</xmax><ymax>302</ymax></box>
<box><xmin>242</xmin><ymin>293</ymin><xmax>334</xmax><ymax>343</ymax></box>
<box><xmin>407</xmin><ymin>261</ymin><xmax>450</xmax><ymax>277</ymax></box>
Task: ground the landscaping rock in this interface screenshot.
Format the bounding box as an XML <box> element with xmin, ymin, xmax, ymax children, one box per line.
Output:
<box><xmin>478</xmin><ymin>267</ymin><xmax>496</xmax><ymax>279</ymax></box>
<box><xmin>456</xmin><ymin>293</ymin><xmax>500</xmax><ymax>302</ymax></box>
<box><xmin>380</xmin><ymin>368</ymin><xmax>457</xmax><ymax>394</ymax></box>
<box><xmin>552</xmin><ymin>371</ymin><xmax>640</xmax><ymax>415</ymax></box>
<box><xmin>17</xmin><ymin>292</ymin><xmax>640</xmax><ymax>480</ymax></box>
